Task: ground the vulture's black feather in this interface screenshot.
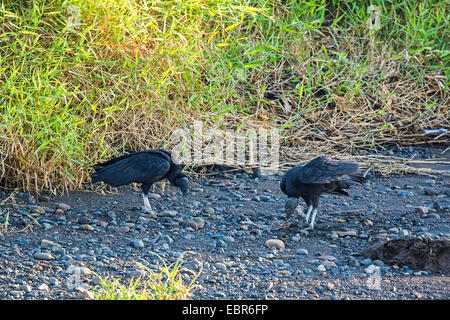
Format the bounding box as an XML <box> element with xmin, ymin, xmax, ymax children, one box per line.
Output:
<box><xmin>91</xmin><ymin>149</ymin><xmax>188</xmax><ymax>213</ymax></box>
<box><xmin>280</xmin><ymin>156</ymin><xmax>365</xmax><ymax>230</ymax></box>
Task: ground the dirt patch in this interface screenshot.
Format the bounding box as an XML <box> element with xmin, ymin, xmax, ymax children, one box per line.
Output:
<box><xmin>363</xmin><ymin>237</ymin><xmax>450</xmax><ymax>272</ymax></box>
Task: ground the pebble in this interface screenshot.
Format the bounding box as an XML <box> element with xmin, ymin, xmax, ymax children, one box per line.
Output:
<box><xmin>322</xmin><ymin>261</ymin><xmax>338</xmax><ymax>269</ymax></box>
<box><xmin>130</xmin><ymin>239</ymin><xmax>144</xmax><ymax>248</ymax></box>
<box><xmin>318</xmin><ymin>255</ymin><xmax>336</xmax><ymax>262</ymax></box>
<box><xmin>55</xmin><ymin>208</ymin><xmax>65</xmax><ymax>215</ymax></box>
<box><xmin>360</xmin><ymin>258</ymin><xmax>372</xmax><ymax>266</ymax></box>
<box><xmin>40</xmin><ymin>239</ymin><xmax>60</xmax><ymax>248</ymax></box>
<box><xmin>215</xmin><ymin>263</ymin><xmax>227</xmax><ymax>271</ymax></box>
<box><xmin>317</xmin><ymin>265</ymin><xmax>326</xmax><ymax>272</ymax></box>
<box><xmin>38</xmin><ymin>195</ymin><xmax>51</xmax><ymax>202</ymax></box>
<box><xmin>186</xmin><ymin>217</ymin><xmax>206</xmax><ymax>230</ymax></box>
<box><xmin>415</xmin><ymin>206</ymin><xmax>429</xmax><ymax>214</ymax></box>
<box><xmin>115</xmin><ymin>226</ymin><xmax>130</xmax><ymax>233</ymax></box>
<box><xmin>265</xmin><ymin>239</ymin><xmax>285</xmax><ymax>249</ymax></box>
<box><xmin>327</xmin><ymin>283</ymin><xmax>335</xmax><ymax>291</ymax></box>
<box><xmin>38</xmin><ymin>284</ymin><xmax>49</xmax><ymax>291</ymax></box>
<box><xmin>78</xmin><ymin>216</ymin><xmax>92</xmax><ymax>224</ymax></box>
<box><xmin>79</xmin><ymin>224</ymin><xmax>94</xmax><ymax>231</ymax></box>
<box><xmin>160</xmin><ymin>210</ymin><xmax>177</xmax><ymax>217</ymax></box>
<box><xmin>32</xmin><ymin>206</ymin><xmax>46</xmax><ymax>214</ymax></box>
<box><xmin>373</xmin><ymin>260</ymin><xmax>385</xmax><ymax>267</ymax></box>
<box><xmin>57</xmin><ymin>203</ymin><xmax>71</xmax><ymax>211</ymax></box>
<box><xmin>335</xmin><ymin>230</ymin><xmax>357</xmax><ymax>237</ymax></box>
<box><xmin>157</xmin><ymin>235</ymin><xmax>173</xmax><ymax>244</ymax></box>
<box><xmin>77</xmin><ymin>289</ymin><xmax>95</xmax><ymax>299</ymax></box>
<box><xmin>296</xmin><ymin>249</ymin><xmax>308</xmax><ymax>256</ymax></box>
<box><xmin>95</xmin><ymin>220</ymin><xmax>108</xmax><ymax>227</ymax></box>
<box><xmin>33</xmin><ymin>252</ymin><xmax>54</xmax><ymax>260</ymax></box>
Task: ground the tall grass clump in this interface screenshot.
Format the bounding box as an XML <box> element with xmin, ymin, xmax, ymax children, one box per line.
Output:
<box><xmin>0</xmin><ymin>0</ymin><xmax>448</xmax><ymax>192</ymax></box>
<box><xmin>93</xmin><ymin>252</ymin><xmax>200</xmax><ymax>300</ymax></box>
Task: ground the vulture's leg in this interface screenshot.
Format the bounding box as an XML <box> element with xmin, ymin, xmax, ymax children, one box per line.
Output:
<box><xmin>307</xmin><ymin>197</ymin><xmax>320</xmax><ymax>230</ymax></box>
<box><xmin>309</xmin><ymin>208</ymin><xmax>319</xmax><ymax>230</ymax></box>
<box><xmin>141</xmin><ymin>184</ymin><xmax>154</xmax><ymax>214</ymax></box>
<box><xmin>304</xmin><ymin>205</ymin><xmax>313</xmax><ymax>224</ymax></box>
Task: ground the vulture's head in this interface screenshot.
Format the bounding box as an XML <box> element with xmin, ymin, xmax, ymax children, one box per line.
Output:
<box><xmin>174</xmin><ymin>175</ymin><xmax>189</xmax><ymax>196</ymax></box>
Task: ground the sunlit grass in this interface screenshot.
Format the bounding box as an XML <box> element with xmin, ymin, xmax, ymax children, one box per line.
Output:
<box><xmin>93</xmin><ymin>252</ymin><xmax>201</xmax><ymax>300</ymax></box>
<box><xmin>0</xmin><ymin>0</ymin><xmax>448</xmax><ymax>192</ymax></box>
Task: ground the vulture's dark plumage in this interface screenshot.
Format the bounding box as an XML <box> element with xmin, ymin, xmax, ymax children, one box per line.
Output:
<box><xmin>91</xmin><ymin>149</ymin><xmax>188</xmax><ymax>214</ymax></box>
<box><xmin>280</xmin><ymin>156</ymin><xmax>365</xmax><ymax>230</ymax></box>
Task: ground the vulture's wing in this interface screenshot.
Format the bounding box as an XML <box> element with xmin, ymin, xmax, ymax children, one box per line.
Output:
<box><xmin>91</xmin><ymin>151</ymin><xmax>171</xmax><ymax>187</ymax></box>
<box><xmin>92</xmin><ymin>150</ymin><xmax>171</xmax><ymax>170</ymax></box>
<box><xmin>298</xmin><ymin>156</ymin><xmax>360</xmax><ymax>184</ymax></box>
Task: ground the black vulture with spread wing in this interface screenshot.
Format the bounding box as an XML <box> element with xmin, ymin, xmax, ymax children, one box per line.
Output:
<box><xmin>91</xmin><ymin>149</ymin><xmax>189</xmax><ymax>214</ymax></box>
<box><xmin>280</xmin><ymin>156</ymin><xmax>365</xmax><ymax>230</ymax></box>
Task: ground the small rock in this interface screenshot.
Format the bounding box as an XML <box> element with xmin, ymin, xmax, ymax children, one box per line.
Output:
<box><xmin>79</xmin><ymin>224</ymin><xmax>94</xmax><ymax>231</ymax></box>
<box><xmin>317</xmin><ymin>264</ymin><xmax>326</xmax><ymax>272</ymax></box>
<box><xmin>424</xmin><ymin>189</ymin><xmax>438</xmax><ymax>196</ymax></box>
<box><xmin>192</xmin><ymin>217</ymin><xmax>205</xmax><ymax>229</ymax></box>
<box><xmin>77</xmin><ymin>289</ymin><xmax>95</xmax><ymax>299</ymax></box>
<box><xmin>57</xmin><ymin>203</ymin><xmax>71</xmax><ymax>211</ymax></box>
<box><xmin>130</xmin><ymin>239</ymin><xmax>144</xmax><ymax>248</ymax></box>
<box><xmin>160</xmin><ymin>210</ymin><xmax>177</xmax><ymax>217</ymax></box>
<box><xmin>54</xmin><ymin>208</ymin><xmax>65</xmax><ymax>215</ymax></box>
<box><xmin>115</xmin><ymin>226</ymin><xmax>129</xmax><ymax>233</ymax></box>
<box><xmin>157</xmin><ymin>235</ymin><xmax>173</xmax><ymax>244</ymax></box>
<box><xmin>34</xmin><ymin>252</ymin><xmax>54</xmax><ymax>260</ymax></box>
<box><xmin>373</xmin><ymin>259</ymin><xmax>385</xmax><ymax>267</ymax></box>
<box><xmin>215</xmin><ymin>263</ymin><xmax>227</xmax><ymax>271</ymax></box>
<box><xmin>335</xmin><ymin>230</ymin><xmax>357</xmax><ymax>237</ymax></box>
<box><xmin>95</xmin><ymin>220</ymin><xmax>108</xmax><ymax>227</ymax></box>
<box><xmin>38</xmin><ymin>284</ymin><xmax>49</xmax><ymax>291</ymax></box>
<box><xmin>265</xmin><ymin>239</ymin><xmax>285</xmax><ymax>249</ymax></box>
<box><xmin>330</xmin><ymin>232</ymin><xmax>339</xmax><ymax>240</ymax></box>
<box><xmin>322</xmin><ymin>261</ymin><xmax>338</xmax><ymax>269</ymax></box>
<box><xmin>426</xmin><ymin>213</ymin><xmax>441</xmax><ymax>220</ymax></box>
<box><xmin>327</xmin><ymin>283</ymin><xmax>335</xmax><ymax>291</ymax></box>
<box><xmin>38</xmin><ymin>195</ymin><xmax>51</xmax><ymax>202</ymax></box>
<box><xmin>32</xmin><ymin>206</ymin><xmax>46</xmax><ymax>214</ymax></box>
<box><xmin>348</xmin><ymin>256</ymin><xmax>360</xmax><ymax>267</ymax></box>
<box><xmin>415</xmin><ymin>207</ymin><xmax>429</xmax><ymax>214</ymax></box>
<box><xmin>40</xmin><ymin>239</ymin><xmax>59</xmax><ymax>248</ymax></box>
<box><xmin>318</xmin><ymin>255</ymin><xmax>336</xmax><ymax>262</ymax></box>
<box><xmin>296</xmin><ymin>249</ymin><xmax>309</xmax><ymax>256</ymax></box>
<box><xmin>388</xmin><ymin>227</ymin><xmax>399</xmax><ymax>233</ymax></box>
<box><xmin>240</xmin><ymin>224</ymin><xmax>249</xmax><ymax>231</ymax></box>
<box><xmin>78</xmin><ymin>216</ymin><xmax>92</xmax><ymax>224</ymax></box>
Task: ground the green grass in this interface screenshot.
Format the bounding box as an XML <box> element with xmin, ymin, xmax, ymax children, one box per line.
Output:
<box><xmin>0</xmin><ymin>0</ymin><xmax>448</xmax><ymax>191</ymax></box>
<box><xmin>92</xmin><ymin>252</ymin><xmax>200</xmax><ymax>300</ymax></box>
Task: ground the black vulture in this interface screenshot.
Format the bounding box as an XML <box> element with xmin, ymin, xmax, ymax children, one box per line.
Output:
<box><xmin>91</xmin><ymin>149</ymin><xmax>189</xmax><ymax>214</ymax></box>
<box><xmin>280</xmin><ymin>156</ymin><xmax>365</xmax><ymax>230</ymax></box>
